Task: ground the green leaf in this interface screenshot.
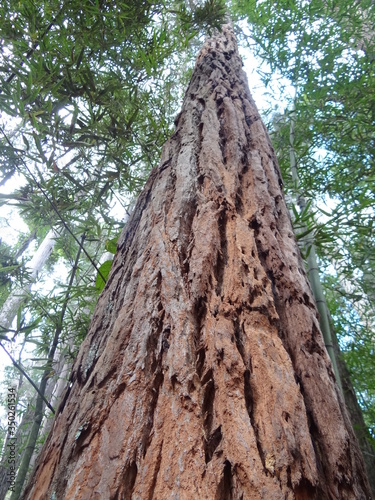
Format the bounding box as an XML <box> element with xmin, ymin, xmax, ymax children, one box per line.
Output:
<box><xmin>22</xmin><ymin>134</ymin><xmax>30</xmax><ymax>150</ymax></box>
<box><xmin>95</xmin><ymin>260</ymin><xmax>113</xmax><ymax>292</ymax></box>
<box><xmin>105</xmin><ymin>238</ymin><xmax>117</xmax><ymax>254</ymax></box>
<box><xmin>33</xmin><ymin>133</ymin><xmax>49</xmax><ymax>164</ymax></box>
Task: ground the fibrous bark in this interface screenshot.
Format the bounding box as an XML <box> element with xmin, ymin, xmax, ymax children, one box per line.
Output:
<box><xmin>24</xmin><ymin>26</ymin><xmax>371</xmax><ymax>499</ymax></box>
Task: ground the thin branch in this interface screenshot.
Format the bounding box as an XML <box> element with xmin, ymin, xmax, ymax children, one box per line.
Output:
<box><xmin>57</xmin><ymin>233</ymin><xmax>86</xmax><ymax>330</ymax></box>
<box><xmin>0</xmin><ymin>342</ymin><xmax>55</xmax><ymax>414</ymax></box>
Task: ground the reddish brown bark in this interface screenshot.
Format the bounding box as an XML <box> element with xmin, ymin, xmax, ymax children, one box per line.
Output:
<box><xmin>24</xmin><ymin>26</ymin><xmax>371</xmax><ymax>499</ymax></box>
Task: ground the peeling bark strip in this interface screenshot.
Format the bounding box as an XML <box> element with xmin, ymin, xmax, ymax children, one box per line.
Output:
<box><xmin>24</xmin><ymin>27</ymin><xmax>371</xmax><ymax>500</ymax></box>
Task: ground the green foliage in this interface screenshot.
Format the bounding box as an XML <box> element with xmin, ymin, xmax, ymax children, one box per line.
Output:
<box><xmin>324</xmin><ymin>273</ymin><xmax>375</xmax><ymax>438</ymax></box>
<box><xmin>0</xmin><ymin>236</ymin><xmax>35</xmax><ymax>310</ymax></box>
<box><xmin>105</xmin><ymin>236</ymin><xmax>119</xmax><ymax>255</ymax></box>
<box><xmin>0</xmin><ymin>239</ymin><xmax>19</xmax><ymax>287</ymax></box>
<box><xmin>173</xmin><ymin>0</ymin><xmax>227</xmax><ymax>34</ymax></box>
<box><xmin>95</xmin><ymin>259</ymin><xmax>113</xmax><ymax>293</ymax></box>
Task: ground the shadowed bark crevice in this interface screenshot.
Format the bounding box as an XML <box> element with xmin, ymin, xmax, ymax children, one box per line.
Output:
<box><xmin>302</xmin><ymin>405</ymin><xmax>327</xmax><ymax>495</ymax></box>
<box><xmin>116</xmin><ymin>461</ymin><xmax>137</xmax><ymax>500</ymax></box>
<box><xmin>204</xmin><ymin>425</ymin><xmax>222</xmax><ymax>464</ymax></box>
<box><xmin>202</xmin><ymin>376</ymin><xmax>215</xmax><ymax>436</ymax></box>
<box><xmin>72</xmin><ymin>422</ymin><xmax>92</xmax><ymax>455</ymax></box>
<box><xmin>177</xmin><ymin>197</ymin><xmax>197</xmax><ymax>280</ymax></box>
<box><xmin>195</xmin><ymin>346</ymin><xmax>206</xmax><ymax>379</ymax></box>
<box><xmin>141</xmin><ymin>371</ymin><xmax>164</xmax><ymax>459</ymax></box>
<box><xmin>57</xmin><ymin>381</ymin><xmax>72</xmax><ymax>414</ymax></box>
<box><xmin>145</xmin><ymin>325</ymin><xmax>161</xmax><ymax>376</ymax></box>
<box><xmin>294</xmin><ymin>477</ymin><xmax>319</xmax><ymax>500</ymax></box>
<box><xmin>215</xmin><ymin>460</ymin><xmax>233</xmax><ymax>500</ymax></box>
<box><xmin>201</xmin><ymin>368</ymin><xmax>214</xmax><ymax>387</ymax></box>
<box><xmin>233</xmin><ymin>316</ymin><xmax>246</xmax><ymax>364</ymax></box>
<box><xmin>95</xmin><ymin>366</ymin><xmax>118</xmax><ymax>391</ymax></box>
<box><xmin>193</xmin><ymin>299</ymin><xmax>207</xmax><ymax>353</ymax></box>
<box><xmin>218</xmin><ymin>107</ymin><xmax>227</xmax><ymax>165</ymax></box>
<box><xmin>112</xmin><ymin>381</ymin><xmax>126</xmax><ymax>400</ymax></box>
<box><xmin>214</xmin><ymin>209</ymin><xmax>228</xmax><ymax>297</ymax></box>
<box><xmin>304</xmin><ymin>322</ymin><xmax>328</xmax><ymax>358</ymax></box>
<box><xmin>146</xmin><ymin>440</ymin><xmax>163</xmax><ymax>500</ymax></box>
<box><xmin>243</xmin><ymin>369</ymin><xmax>266</xmax><ymax>471</ymax></box>
<box><xmin>235</xmin><ymin>187</ymin><xmax>243</xmax><ymax>214</ymax></box>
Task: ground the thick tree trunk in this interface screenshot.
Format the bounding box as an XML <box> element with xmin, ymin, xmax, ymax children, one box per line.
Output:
<box><xmin>24</xmin><ymin>27</ymin><xmax>371</xmax><ymax>499</ymax></box>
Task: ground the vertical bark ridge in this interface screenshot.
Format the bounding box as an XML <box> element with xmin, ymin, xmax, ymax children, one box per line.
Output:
<box><xmin>24</xmin><ymin>26</ymin><xmax>371</xmax><ymax>500</ymax></box>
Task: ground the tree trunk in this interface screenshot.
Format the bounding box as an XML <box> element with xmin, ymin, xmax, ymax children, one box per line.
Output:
<box><xmin>289</xmin><ymin>100</ymin><xmax>375</xmax><ymax>496</ymax></box>
<box><xmin>0</xmin><ymin>358</ymin><xmax>31</xmax><ymax>500</ymax></box>
<box><xmin>11</xmin><ymin>235</ymin><xmax>84</xmax><ymax>499</ymax></box>
<box><xmin>27</xmin><ymin>347</ymin><xmax>73</xmax><ymax>480</ymax></box>
<box><xmin>23</xmin><ymin>26</ymin><xmax>371</xmax><ymax>499</ymax></box>
<box><xmin>0</xmin><ymin>228</ymin><xmax>58</xmax><ymax>332</ymax></box>
<box><xmin>0</xmin><ymin>402</ymin><xmax>34</xmax><ymax>500</ymax></box>
<box><xmin>331</xmin><ymin>323</ymin><xmax>375</xmax><ymax>496</ymax></box>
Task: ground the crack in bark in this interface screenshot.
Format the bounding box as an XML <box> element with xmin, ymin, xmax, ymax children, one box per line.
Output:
<box><xmin>202</xmin><ymin>374</ymin><xmax>215</xmax><ymax>441</ymax></box>
<box><xmin>217</xmin><ymin>107</ymin><xmax>227</xmax><ymax>165</ymax></box>
<box><xmin>294</xmin><ymin>477</ymin><xmax>318</xmax><ymax>500</ymax></box>
<box><xmin>204</xmin><ymin>425</ymin><xmax>222</xmax><ymax>464</ymax></box>
<box><xmin>96</xmin><ymin>366</ymin><xmax>117</xmax><ymax>389</ymax></box>
<box><xmin>57</xmin><ymin>382</ymin><xmax>72</xmax><ymax>414</ymax></box>
<box><xmin>141</xmin><ymin>371</ymin><xmax>164</xmax><ymax>460</ymax></box>
<box><xmin>235</xmin><ymin>187</ymin><xmax>243</xmax><ymax>215</ymax></box>
<box><xmin>177</xmin><ymin>196</ymin><xmax>197</xmax><ymax>281</ymax></box>
<box><xmin>195</xmin><ymin>346</ymin><xmax>206</xmax><ymax>379</ymax></box>
<box><xmin>193</xmin><ymin>299</ymin><xmax>208</xmax><ymax>368</ymax></box>
<box><xmin>116</xmin><ymin>461</ymin><xmax>137</xmax><ymax>500</ymax></box>
<box><xmin>215</xmin><ymin>460</ymin><xmax>233</xmax><ymax>500</ymax></box>
<box><xmin>243</xmin><ymin>369</ymin><xmax>266</xmax><ymax>472</ymax></box>
<box><xmin>233</xmin><ymin>316</ymin><xmax>246</xmax><ymax>365</ymax></box>
<box><xmin>214</xmin><ymin>208</ymin><xmax>228</xmax><ymax>297</ymax></box>
<box><xmin>146</xmin><ymin>439</ymin><xmax>163</xmax><ymax>500</ymax></box>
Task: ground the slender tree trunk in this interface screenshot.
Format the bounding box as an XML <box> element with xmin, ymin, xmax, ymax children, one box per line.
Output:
<box><xmin>0</xmin><ymin>403</ymin><xmax>34</xmax><ymax>500</ymax></box>
<box><xmin>10</xmin><ymin>235</ymin><xmax>84</xmax><ymax>500</ymax></box>
<box><xmin>289</xmin><ymin>104</ymin><xmax>375</xmax><ymax>496</ymax></box>
<box><xmin>0</xmin><ymin>228</ymin><xmax>58</xmax><ymax>332</ymax></box>
<box><xmin>37</xmin><ymin>351</ymin><xmax>72</xmax><ymax>439</ymax></box>
<box><xmin>331</xmin><ymin>320</ymin><xmax>375</xmax><ymax>496</ymax></box>
<box><xmin>27</xmin><ymin>347</ymin><xmax>72</xmax><ymax>476</ymax></box>
<box><xmin>0</xmin><ymin>355</ymin><xmax>29</xmax><ymax>500</ymax></box>
<box><xmin>23</xmin><ymin>27</ymin><xmax>371</xmax><ymax>499</ymax></box>
<box><xmin>288</xmin><ymin>104</ymin><xmax>342</xmax><ymax>389</ymax></box>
